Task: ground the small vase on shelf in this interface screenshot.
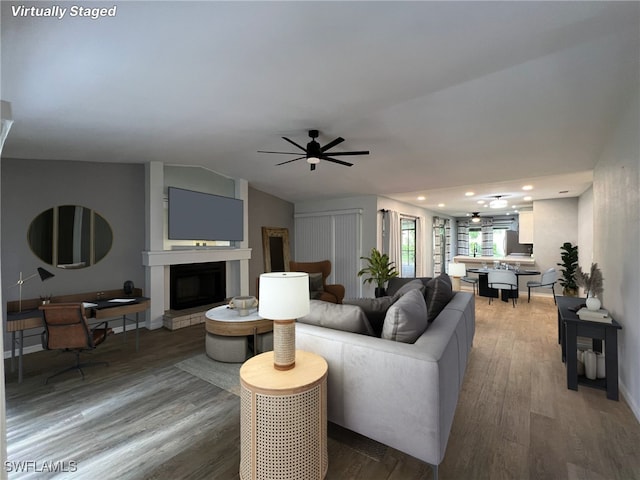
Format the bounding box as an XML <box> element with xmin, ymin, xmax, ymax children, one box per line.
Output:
<box><xmin>586</xmin><ymin>295</ymin><xmax>601</xmax><ymax>311</ymax></box>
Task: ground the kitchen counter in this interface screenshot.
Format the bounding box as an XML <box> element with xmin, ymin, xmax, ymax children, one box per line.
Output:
<box><xmin>453</xmin><ymin>255</ymin><xmax>536</xmax><ymax>266</ymax></box>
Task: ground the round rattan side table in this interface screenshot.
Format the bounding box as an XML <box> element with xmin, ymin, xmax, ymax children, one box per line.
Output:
<box><xmin>239</xmin><ymin>350</ymin><xmax>328</xmax><ymax>480</ymax></box>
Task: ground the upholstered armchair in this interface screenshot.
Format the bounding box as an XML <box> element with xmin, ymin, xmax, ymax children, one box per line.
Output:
<box><xmin>290</xmin><ymin>260</ymin><xmax>345</xmax><ymax>304</ymax></box>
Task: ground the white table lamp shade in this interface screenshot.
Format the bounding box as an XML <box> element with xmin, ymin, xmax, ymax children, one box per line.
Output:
<box><xmin>259</xmin><ymin>272</ymin><xmax>310</xmax><ymax>319</ymax></box>
<box><xmin>259</xmin><ymin>272</ymin><xmax>310</xmax><ymax>370</ymax></box>
<box><xmin>448</xmin><ymin>263</ymin><xmax>466</xmax><ymax>277</ymax></box>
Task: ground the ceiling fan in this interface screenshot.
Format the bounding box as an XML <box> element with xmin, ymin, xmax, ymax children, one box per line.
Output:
<box><xmin>258</xmin><ymin>129</ymin><xmax>369</xmax><ymax>171</ymax></box>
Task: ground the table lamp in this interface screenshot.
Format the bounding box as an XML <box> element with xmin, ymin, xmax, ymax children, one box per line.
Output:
<box><xmin>259</xmin><ymin>272</ymin><xmax>310</xmax><ymax>370</ymax></box>
<box><xmin>448</xmin><ymin>263</ymin><xmax>466</xmax><ymax>291</ymax></box>
<box><xmin>14</xmin><ymin>267</ymin><xmax>55</xmax><ymax>312</ymax></box>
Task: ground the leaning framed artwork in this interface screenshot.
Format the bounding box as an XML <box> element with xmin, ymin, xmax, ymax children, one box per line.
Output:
<box><xmin>261</xmin><ymin>227</ymin><xmax>291</xmax><ymax>272</ymax></box>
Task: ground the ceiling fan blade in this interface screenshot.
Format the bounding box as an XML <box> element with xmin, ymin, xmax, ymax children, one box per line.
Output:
<box><xmin>322</xmin><ymin>156</ymin><xmax>353</xmax><ymax>167</ymax></box>
<box><xmin>321</xmin><ymin>137</ymin><xmax>345</xmax><ymax>152</ymax></box>
<box><xmin>276</xmin><ymin>156</ymin><xmax>306</xmax><ymax>166</ymax></box>
<box><xmin>258</xmin><ymin>150</ymin><xmax>304</xmax><ymax>155</ymax></box>
<box><xmin>282</xmin><ymin>137</ymin><xmax>307</xmax><ymax>152</ymax></box>
<box><xmin>324</xmin><ymin>150</ymin><xmax>370</xmax><ymax>156</ymax></box>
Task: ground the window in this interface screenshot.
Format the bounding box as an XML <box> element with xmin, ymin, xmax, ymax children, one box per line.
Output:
<box><xmin>469</xmin><ymin>229</ymin><xmax>482</xmax><ymax>256</ymax></box>
<box><xmin>468</xmin><ymin>227</ymin><xmax>507</xmax><ymax>256</ymax></box>
<box><xmin>493</xmin><ymin>228</ymin><xmax>507</xmax><ymax>257</ymax></box>
<box><xmin>401</xmin><ymin>218</ymin><xmax>416</xmax><ymax>277</ymax></box>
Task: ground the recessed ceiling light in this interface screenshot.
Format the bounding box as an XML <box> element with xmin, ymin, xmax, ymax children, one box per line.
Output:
<box><xmin>465</xmin><ymin>191</ymin><xmax>474</xmax><ymax>197</ymax></box>
<box><xmin>524</xmin><ymin>196</ymin><xmax>532</xmax><ymax>201</ymax></box>
<box><xmin>477</xmin><ymin>200</ymin><xmax>485</xmax><ymax>204</ymax></box>
<box><xmin>417</xmin><ymin>195</ymin><xmax>426</xmax><ymax>201</ymax></box>
<box><xmin>522</xmin><ymin>185</ymin><xmax>533</xmax><ymax>191</ymax></box>
<box><xmin>438</xmin><ymin>203</ymin><xmax>445</xmax><ymax>208</ymax></box>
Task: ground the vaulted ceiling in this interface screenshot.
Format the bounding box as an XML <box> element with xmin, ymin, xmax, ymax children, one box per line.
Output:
<box><xmin>2</xmin><ymin>1</ymin><xmax>638</xmax><ymax>216</ymax></box>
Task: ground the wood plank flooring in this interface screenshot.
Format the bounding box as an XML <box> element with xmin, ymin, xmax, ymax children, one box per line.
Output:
<box><xmin>4</xmin><ymin>295</ymin><xmax>640</xmax><ymax>479</ymax></box>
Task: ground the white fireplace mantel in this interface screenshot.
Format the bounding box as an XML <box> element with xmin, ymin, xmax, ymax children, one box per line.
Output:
<box><xmin>142</xmin><ymin>248</ymin><xmax>252</xmax><ymax>267</ymax></box>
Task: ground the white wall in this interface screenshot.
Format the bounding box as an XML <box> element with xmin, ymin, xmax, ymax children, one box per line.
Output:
<box><xmin>578</xmin><ymin>186</ymin><xmax>594</xmax><ymax>271</ymax></box>
<box><xmin>532</xmin><ymin>198</ymin><xmax>579</xmax><ymax>295</ymax></box>
<box><xmin>593</xmin><ymin>88</ymin><xmax>640</xmax><ymax>420</ymax></box>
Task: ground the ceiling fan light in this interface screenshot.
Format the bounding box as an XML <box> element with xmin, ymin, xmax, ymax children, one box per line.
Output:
<box><xmin>471</xmin><ymin>212</ymin><xmax>481</xmax><ymax>223</ymax></box>
<box><xmin>307</xmin><ymin>156</ymin><xmax>320</xmax><ymax>164</ymax></box>
<box><xmin>489</xmin><ymin>196</ymin><xmax>508</xmax><ymax>209</ymax></box>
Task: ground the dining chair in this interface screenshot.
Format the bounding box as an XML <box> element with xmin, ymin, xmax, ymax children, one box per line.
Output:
<box><xmin>461</xmin><ymin>276</ymin><xmax>478</xmax><ymax>295</ymax></box>
<box><xmin>527</xmin><ymin>267</ymin><xmax>558</xmax><ymax>304</ymax></box>
<box><xmin>487</xmin><ymin>270</ymin><xmax>518</xmax><ymax>307</ymax></box>
<box><xmin>40</xmin><ymin>303</ymin><xmax>113</xmax><ymax>384</ymax></box>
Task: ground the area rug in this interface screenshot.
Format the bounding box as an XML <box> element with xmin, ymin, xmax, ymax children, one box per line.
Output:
<box><xmin>174</xmin><ymin>353</ymin><xmax>388</xmax><ymax>462</ymax></box>
<box><xmin>175</xmin><ymin>353</ymin><xmax>242</xmax><ymax>396</ymax></box>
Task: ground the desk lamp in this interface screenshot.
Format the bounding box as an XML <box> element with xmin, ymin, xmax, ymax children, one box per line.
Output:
<box><xmin>448</xmin><ymin>263</ymin><xmax>466</xmax><ymax>292</ymax></box>
<box><xmin>14</xmin><ymin>267</ymin><xmax>55</xmax><ymax>311</ymax></box>
<box><xmin>258</xmin><ymin>272</ymin><xmax>310</xmax><ymax>370</ymax></box>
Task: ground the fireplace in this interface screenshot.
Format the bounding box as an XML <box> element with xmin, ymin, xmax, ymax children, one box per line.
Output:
<box><xmin>170</xmin><ymin>262</ymin><xmax>226</xmax><ymax>310</ymax></box>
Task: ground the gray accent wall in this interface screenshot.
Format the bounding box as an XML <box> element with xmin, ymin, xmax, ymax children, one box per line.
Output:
<box><xmin>248</xmin><ymin>186</ymin><xmax>294</xmax><ymax>296</ymax></box>
<box><xmin>2</xmin><ymin>158</ymin><xmax>145</xmax><ymax>351</ymax></box>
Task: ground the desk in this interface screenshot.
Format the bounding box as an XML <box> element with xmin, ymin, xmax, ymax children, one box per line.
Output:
<box><xmin>6</xmin><ymin>288</ymin><xmax>149</xmax><ymax>383</ymax></box>
<box><xmin>467</xmin><ymin>268</ymin><xmax>540</xmax><ymax>301</ymax></box>
<box><xmin>557</xmin><ymin>296</ymin><xmax>622</xmax><ymax>400</ymax></box>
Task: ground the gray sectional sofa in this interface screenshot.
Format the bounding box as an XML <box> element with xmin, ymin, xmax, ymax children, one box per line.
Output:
<box><xmin>295</xmin><ymin>275</ymin><xmax>475</xmax><ymax>479</ymax></box>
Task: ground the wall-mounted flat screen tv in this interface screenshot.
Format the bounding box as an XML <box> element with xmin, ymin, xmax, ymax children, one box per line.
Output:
<box><xmin>168</xmin><ymin>187</ymin><xmax>244</xmax><ymax>241</ymax></box>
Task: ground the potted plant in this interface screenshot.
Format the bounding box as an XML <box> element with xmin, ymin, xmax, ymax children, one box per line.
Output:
<box><xmin>575</xmin><ymin>262</ymin><xmax>604</xmax><ymax>310</ymax></box>
<box><xmin>557</xmin><ymin>242</ymin><xmax>579</xmax><ymax>296</ymax></box>
<box><xmin>357</xmin><ymin>247</ymin><xmax>398</xmax><ymax>297</ymax></box>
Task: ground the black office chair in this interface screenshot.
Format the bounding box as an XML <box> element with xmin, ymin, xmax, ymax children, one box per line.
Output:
<box><xmin>40</xmin><ymin>303</ymin><xmax>113</xmax><ymax>384</ymax></box>
<box><xmin>527</xmin><ymin>268</ymin><xmax>558</xmax><ymax>304</ymax></box>
<box><xmin>487</xmin><ymin>270</ymin><xmax>518</xmax><ymax>307</ymax></box>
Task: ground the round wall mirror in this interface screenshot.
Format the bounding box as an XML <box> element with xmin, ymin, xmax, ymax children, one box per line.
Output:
<box><xmin>28</xmin><ymin>205</ymin><xmax>113</xmax><ymax>269</ymax></box>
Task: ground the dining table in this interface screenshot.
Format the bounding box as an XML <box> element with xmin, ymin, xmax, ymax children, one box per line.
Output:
<box><xmin>466</xmin><ymin>267</ymin><xmax>541</xmax><ymax>302</ymax></box>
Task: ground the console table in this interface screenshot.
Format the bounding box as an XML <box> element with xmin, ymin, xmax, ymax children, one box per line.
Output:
<box><xmin>557</xmin><ymin>296</ymin><xmax>622</xmax><ymax>400</ymax></box>
<box><xmin>239</xmin><ymin>350</ymin><xmax>328</xmax><ymax>479</ymax></box>
<box><xmin>6</xmin><ymin>288</ymin><xmax>149</xmax><ymax>383</ymax></box>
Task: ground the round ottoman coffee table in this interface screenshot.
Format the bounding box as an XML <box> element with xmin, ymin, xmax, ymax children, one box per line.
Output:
<box><xmin>205</xmin><ymin>305</ymin><xmax>273</xmax><ymax>362</ymax></box>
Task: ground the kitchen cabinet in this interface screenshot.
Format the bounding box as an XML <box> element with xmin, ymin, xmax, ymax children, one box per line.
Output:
<box><xmin>519</xmin><ymin>211</ymin><xmax>534</xmax><ymax>244</ymax></box>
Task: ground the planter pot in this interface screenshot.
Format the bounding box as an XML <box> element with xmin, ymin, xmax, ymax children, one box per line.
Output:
<box><xmin>563</xmin><ymin>287</ymin><xmax>579</xmax><ymax>297</ymax></box>
<box><xmin>586</xmin><ymin>296</ymin><xmax>601</xmax><ymax>311</ymax></box>
<box><xmin>374</xmin><ymin>287</ymin><xmax>387</xmax><ymax>298</ymax></box>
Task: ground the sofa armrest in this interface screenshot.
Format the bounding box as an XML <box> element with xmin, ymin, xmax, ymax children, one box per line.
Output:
<box><xmin>324</xmin><ymin>284</ymin><xmax>345</xmax><ymax>304</ymax></box>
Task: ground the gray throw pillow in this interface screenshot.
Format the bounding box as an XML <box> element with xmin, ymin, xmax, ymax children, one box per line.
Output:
<box><xmin>344</xmin><ymin>296</ymin><xmax>394</xmax><ymax>337</ymax></box>
<box><xmin>391</xmin><ymin>279</ymin><xmax>426</xmax><ymax>303</ymax></box>
<box><xmin>425</xmin><ymin>273</ymin><xmax>453</xmax><ymax>323</ymax></box>
<box><xmin>298</xmin><ymin>300</ymin><xmax>375</xmax><ymax>336</ymax></box>
<box><xmin>308</xmin><ymin>272</ymin><xmax>324</xmax><ymax>291</ymax></box>
<box><xmin>381</xmin><ymin>289</ymin><xmax>428</xmax><ymax>343</ymax></box>
<box><xmin>308</xmin><ymin>272</ymin><xmax>324</xmax><ymax>299</ymax></box>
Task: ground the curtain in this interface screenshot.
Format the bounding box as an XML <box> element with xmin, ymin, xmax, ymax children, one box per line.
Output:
<box><xmin>444</xmin><ymin>218</ymin><xmax>451</xmax><ymax>266</ymax></box>
<box><xmin>482</xmin><ymin>218</ymin><xmax>494</xmax><ymax>256</ymax></box>
<box><xmin>457</xmin><ymin>220</ymin><xmax>469</xmax><ymax>256</ymax></box>
<box><xmin>387</xmin><ymin>210</ymin><xmax>401</xmax><ymax>276</ymax></box>
<box><xmin>415</xmin><ymin>216</ymin><xmax>424</xmax><ymax>277</ymax></box>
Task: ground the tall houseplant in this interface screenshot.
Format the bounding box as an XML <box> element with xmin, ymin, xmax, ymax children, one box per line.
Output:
<box><xmin>357</xmin><ymin>247</ymin><xmax>398</xmax><ymax>297</ymax></box>
<box><xmin>557</xmin><ymin>242</ymin><xmax>579</xmax><ymax>296</ymax></box>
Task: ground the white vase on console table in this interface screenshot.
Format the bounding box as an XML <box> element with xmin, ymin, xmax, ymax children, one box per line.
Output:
<box><xmin>586</xmin><ymin>295</ymin><xmax>601</xmax><ymax>311</ymax></box>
